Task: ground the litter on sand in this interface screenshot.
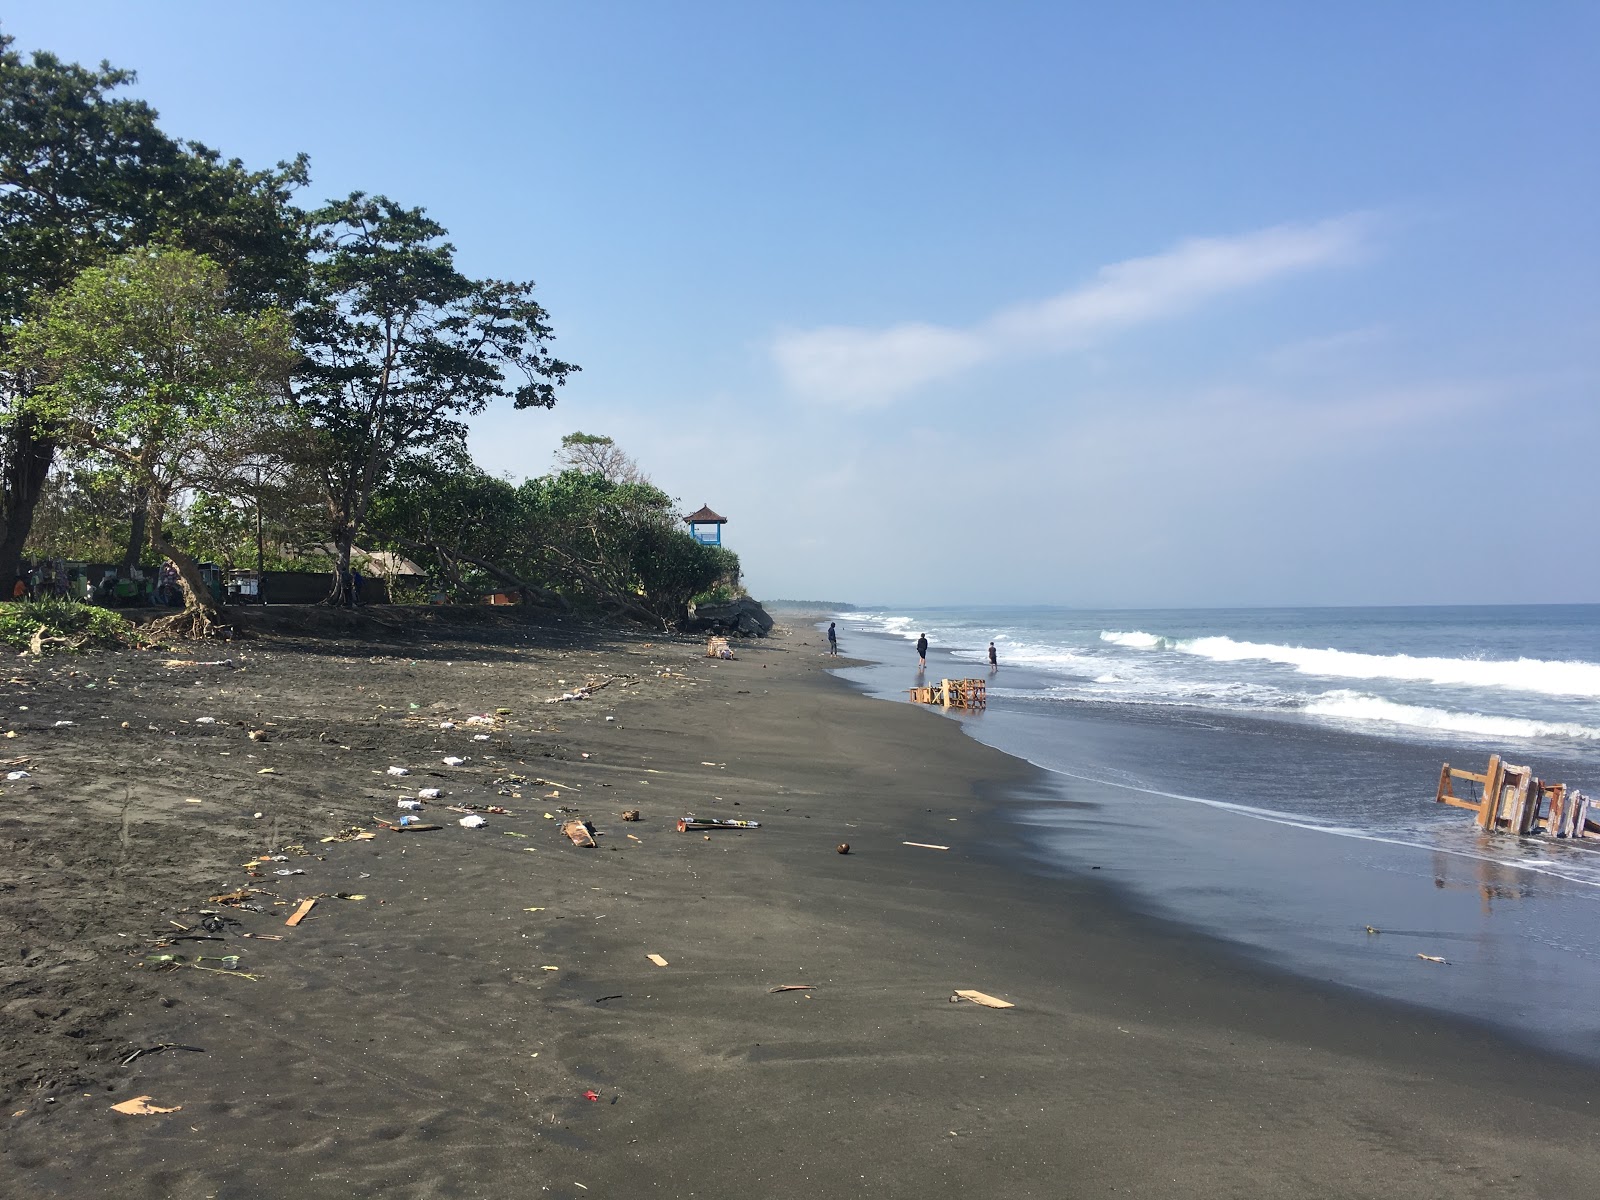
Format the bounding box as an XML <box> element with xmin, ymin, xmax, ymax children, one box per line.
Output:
<box><xmin>620</xmin><ymin>809</ymin><xmax>641</xmax><ymax>821</ymax></box>
<box><xmin>646</xmin><ymin>953</ymin><xmax>669</xmax><ymax>967</ymax></box>
<box><xmin>459</xmin><ymin>814</ymin><xmax>487</xmax><ymax>828</ymax></box>
<box><xmin>1418</xmin><ymin>953</ymin><xmax>1450</xmax><ymax>964</ymax></box>
<box><xmin>285</xmin><ymin>898</ymin><xmax>317</xmax><ymax>927</ymax></box>
<box><xmin>562</xmin><ymin>819</ymin><xmax>597</xmax><ymax>847</ymax></box>
<box><xmin>951</xmin><ymin>989</ymin><xmax>1014</xmax><ymax>1009</ymax></box>
<box><xmin>677</xmin><ymin>816</ymin><xmax>760</xmax><ymax>831</ymax></box>
<box><xmin>110</xmin><ymin>1095</ymin><xmax>182</xmax><ymax>1115</ymax></box>
<box><xmin>443</xmin><ymin>756</ymin><xmax>466</xmax><ymax>766</ymax></box>
<box><xmin>418</xmin><ymin>788</ymin><xmax>442</xmax><ymax>799</ymax></box>
<box><xmin>768</xmin><ymin>984</ymin><xmax>816</xmax><ymax>993</ymax></box>
<box><xmin>386</xmin><ymin>766</ymin><xmax>411</xmax><ymax>776</ymax></box>
<box><xmin>904</xmin><ymin>842</ymin><xmax>950</xmax><ymax>851</ymax></box>
<box><xmin>5</xmin><ymin>770</ymin><xmax>29</xmax><ymax>780</ymax></box>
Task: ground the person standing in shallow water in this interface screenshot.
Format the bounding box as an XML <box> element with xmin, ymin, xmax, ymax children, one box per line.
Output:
<box><xmin>916</xmin><ymin>633</ymin><xmax>928</xmax><ymax>671</ymax></box>
<box><xmin>988</xmin><ymin>642</ymin><xmax>998</xmax><ymax>671</ymax></box>
<box><xmin>827</xmin><ymin>622</ymin><xmax>838</xmax><ymax>655</ymax></box>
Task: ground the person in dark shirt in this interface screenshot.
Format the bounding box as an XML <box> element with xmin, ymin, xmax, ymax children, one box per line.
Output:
<box><xmin>827</xmin><ymin>622</ymin><xmax>838</xmax><ymax>655</ymax></box>
<box><xmin>916</xmin><ymin>633</ymin><xmax>928</xmax><ymax>670</ymax></box>
<box><xmin>988</xmin><ymin>642</ymin><xmax>998</xmax><ymax>670</ymax></box>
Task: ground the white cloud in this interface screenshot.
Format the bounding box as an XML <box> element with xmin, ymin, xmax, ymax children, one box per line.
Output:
<box><xmin>772</xmin><ymin>215</ymin><xmax>1374</xmax><ymax>407</ymax></box>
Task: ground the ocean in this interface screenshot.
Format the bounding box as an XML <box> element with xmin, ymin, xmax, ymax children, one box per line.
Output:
<box><xmin>824</xmin><ymin>604</ymin><xmax>1600</xmax><ymax>1061</ymax></box>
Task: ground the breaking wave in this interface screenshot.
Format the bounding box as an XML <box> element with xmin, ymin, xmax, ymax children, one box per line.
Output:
<box><xmin>1099</xmin><ymin>630</ymin><xmax>1169</xmax><ymax>649</ymax></box>
<box><xmin>1304</xmin><ymin>691</ymin><xmax>1600</xmax><ymax>741</ymax></box>
<box><xmin>1101</xmin><ymin>630</ymin><xmax>1600</xmax><ymax>699</ymax></box>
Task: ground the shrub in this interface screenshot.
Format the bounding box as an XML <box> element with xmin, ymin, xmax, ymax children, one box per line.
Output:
<box><xmin>0</xmin><ymin>598</ymin><xmax>146</xmax><ymax>652</ymax></box>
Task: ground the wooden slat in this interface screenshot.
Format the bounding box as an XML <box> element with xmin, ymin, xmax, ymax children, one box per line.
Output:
<box><xmin>1477</xmin><ymin>755</ymin><xmax>1503</xmax><ymax>830</ymax></box>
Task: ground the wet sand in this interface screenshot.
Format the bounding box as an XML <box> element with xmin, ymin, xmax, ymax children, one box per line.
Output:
<box><xmin>2</xmin><ymin>609</ymin><xmax>1597</xmax><ymax>1198</ymax></box>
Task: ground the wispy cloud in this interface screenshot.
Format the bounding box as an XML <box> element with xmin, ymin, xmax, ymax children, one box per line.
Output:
<box><xmin>772</xmin><ymin>215</ymin><xmax>1374</xmax><ymax>406</ymax></box>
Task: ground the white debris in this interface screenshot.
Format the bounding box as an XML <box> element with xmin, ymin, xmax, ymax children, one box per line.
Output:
<box><xmin>439</xmin><ymin>721</ymin><xmax>456</xmax><ymax>730</ymax></box>
<box><xmin>53</xmin><ymin>720</ymin><xmax>74</xmax><ymax>727</ymax></box>
<box><xmin>442</xmin><ymin>756</ymin><xmax>466</xmax><ymax>767</ymax></box>
<box><xmin>473</xmin><ymin>734</ymin><xmax>490</xmax><ymax>742</ymax></box>
<box><xmin>386</xmin><ymin>766</ymin><xmax>411</xmax><ymax>777</ymax></box>
<box><xmin>417</xmin><ymin>788</ymin><xmax>442</xmax><ymax>800</ymax></box>
<box><xmin>465</xmin><ymin>715</ymin><xmax>494</xmax><ymax>726</ymax></box>
<box><xmin>6</xmin><ymin>770</ymin><xmax>29</xmax><ymax>780</ymax></box>
<box><xmin>458</xmin><ymin>814</ymin><xmax>487</xmax><ymax>828</ymax></box>
<box><xmin>195</xmin><ymin>717</ymin><xmax>217</xmax><ymax>725</ymax></box>
<box><xmin>397</xmin><ymin>799</ymin><xmax>422</xmax><ymax>810</ymax></box>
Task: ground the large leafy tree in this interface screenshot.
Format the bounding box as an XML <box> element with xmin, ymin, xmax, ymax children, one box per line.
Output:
<box><xmin>296</xmin><ymin>193</ymin><xmax>577</xmax><ymax>597</ymax></box>
<box><xmin>0</xmin><ymin>35</ymin><xmax>307</xmax><ymax>586</ymax></box>
<box><xmin>7</xmin><ymin>247</ymin><xmax>295</xmax><ymax>628</ymax></box>
<box><xmin>368</xmin><ymin>446</ymin><xmax>738</xmax><ymax>627</ymax></box>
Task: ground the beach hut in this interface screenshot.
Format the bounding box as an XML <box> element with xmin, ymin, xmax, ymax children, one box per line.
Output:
<box><xmin>684</xmin><ymin>504</ymin><xmax>727</xmax><ymax>546</ymax></box>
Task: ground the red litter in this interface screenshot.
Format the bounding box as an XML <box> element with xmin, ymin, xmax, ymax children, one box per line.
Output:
<box><xmin>584</xmin><ymin>1090</ymin><xmax>600</xmax><ymax>1102</ymax></box>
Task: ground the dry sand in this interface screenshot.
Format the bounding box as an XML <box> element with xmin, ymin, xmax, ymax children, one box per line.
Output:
<box><xmin>2</xmin><ymin>608</ymin><xmax>1597</xmax><ymax>1198</ymax></box>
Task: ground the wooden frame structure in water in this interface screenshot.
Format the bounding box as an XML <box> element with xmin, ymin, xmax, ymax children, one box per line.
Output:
<box><xmin>1436</xmin><ymin>754</ymin><xmax>1596</xmax><ymax>838</ymax></box>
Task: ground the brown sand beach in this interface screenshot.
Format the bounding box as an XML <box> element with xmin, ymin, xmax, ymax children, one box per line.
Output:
<box><xmin>2</xmin><ymin>609</ymin><xmax>1598</xmax><ymax>1199</ymax></box>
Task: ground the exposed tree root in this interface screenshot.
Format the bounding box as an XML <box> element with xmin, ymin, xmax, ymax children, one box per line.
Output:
<box><xmin>144</xmin><ymin>607</ymin><xmax>239</xmax><ymax>642</ymax></box>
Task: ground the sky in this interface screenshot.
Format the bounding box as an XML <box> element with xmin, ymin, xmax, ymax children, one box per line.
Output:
<box><xmin>5</xmin><ymin>2</ymin><xmax>1597</xmax><ymax>607</ymax></box>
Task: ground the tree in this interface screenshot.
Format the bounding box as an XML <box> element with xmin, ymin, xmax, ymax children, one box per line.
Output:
<box><xmin>366</xmin><ymin>448</ymin><xmax>564</xmax><ymax>606</ymax></box>
<box><xmin>518</xmin><ymin>470</ymin><xmax>737</xmax><ymax>628</ymax></box>
<box><xmin>7</xmin><ymin>247</ymin><xmax>295</xmax><ymax>629</ymax></box>
<box><xmin>295</xmin><ymin>193</ymin><xmax>577</xmax><ymax>599</ymax></box>
<box><xmin>554</xmin><ymin>431</ymin><xmax>645</xmax><ymax>484</ymax></box>
<box><xmin>366</xmin><ymin>451</ymin><xmax>738</xmax><ymax>627</ymax></box>
<box><xmin>0</xmin><ymin>35</ymin><xmax>308</xmax><ymax>587</ymax></box>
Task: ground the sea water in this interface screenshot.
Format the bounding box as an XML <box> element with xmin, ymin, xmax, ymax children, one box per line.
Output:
<box><xmin>827</xmin><ymin>604</ymin><xmax>1600</xmax><ymax>1061</ymax></box>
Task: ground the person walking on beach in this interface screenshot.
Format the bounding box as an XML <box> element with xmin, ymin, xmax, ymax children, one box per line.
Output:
<box><xmin>988</xmin><ymin>641</ymin><xmax>998</xmax><ymax>670</ymax></box>
<box><xmin>916</xmin><ymin>633</ymin><xmax>928</xmax><ymax>671</ymax></box>
<box><xmin>827</xmin><ymin>622</ymin><xmax>838</xmax><ymax>655</ymax></box>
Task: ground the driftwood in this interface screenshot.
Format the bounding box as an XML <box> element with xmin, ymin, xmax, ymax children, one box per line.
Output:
<box><xmin>561</xmin><ymin>819</ymin><xmax>597</xmax><ymax>847</ymax></box>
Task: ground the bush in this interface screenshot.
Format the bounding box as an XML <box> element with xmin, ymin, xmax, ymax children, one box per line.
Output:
<box><xmin>0</xmin><ymin>598</ymin><xmax>146</xmax><ymax>652</ymax></box>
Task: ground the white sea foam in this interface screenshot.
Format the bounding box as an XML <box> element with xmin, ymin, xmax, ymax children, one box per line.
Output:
<box><xmin>1099</xmin><ymin>630</ymin><xmax>1168</xmax><ymax>649</ymax></box>
<box><xmin>1303</xmin><ymin>691</ymin><xmax>1600</xmax><ymax>741</ymax></box>
<box><xmin>1101</xmin><ymin>629</ymin><xmax>1600</xmax><ymax>698</ymax></box>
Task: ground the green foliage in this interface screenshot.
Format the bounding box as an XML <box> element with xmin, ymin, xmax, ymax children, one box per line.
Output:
<box><xmin>11</xmin><ymin>246</ymin><xmax>294</xmax><ymax>437</ymax></box>
<box><xmin>295</xmin><ymin>193</ymin><xmax>578</xmax><ymax>572</ymax></box>
<box><xmin>367</xmin><ymin>446</ymin><xmax>740</xmax><ymax>626</ymax></box>
<box><xmin>0</xmin><ymin>33</ymin><xmax>309</xmax><ymax>591</ymax></box>
<box><xmin>26</xmin><ymin>465</ymin><xmax>137</xmax><ymax>562</ymax></box>
<box><xmin>5</xmin><ymin>246</ymin><xmax>296</xmax><ymax>608</ymax></box>
<box><xmin>0</xmin><ymin>597</ymin><xmax>143</xmax><ymax>651</ymax></box>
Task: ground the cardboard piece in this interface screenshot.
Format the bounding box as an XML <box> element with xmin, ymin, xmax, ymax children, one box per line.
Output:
<box><xmin>110</xmin><ymin>1095</ymin><xmax>181</xmax><ymax>1115</ymax></box>
<box><xmin>953</xmin><ymin>989</ymin><xmax>1014</xmax><ymax>1009</ymax></box>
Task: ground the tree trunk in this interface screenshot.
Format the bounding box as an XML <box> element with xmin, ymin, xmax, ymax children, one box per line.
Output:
<box><xmin>329</xmin><ymin>527</ymin><xmax>355</xmax><ymax>606</ymax></box>
<box><xmin>147</xmin><ymin>525</ymin><xmax>220</xmax><ymax>618</ymax></box>
<box><xmin>0</xmin><ymin>420</ymin><xmax>57</xmax><ymax>592</ymax></box>
<box><xmin>122</xmin><ymin>486</ymin><xmax>149</xmax><ymax>571</ymax></box>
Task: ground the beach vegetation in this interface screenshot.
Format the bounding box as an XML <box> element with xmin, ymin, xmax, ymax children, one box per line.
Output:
<box><xmin>0</xmin><ymin>32</ymin><xmax>746</xmax><ymax>635</ymax></box>
<box><xmin>6</xmin><ymin>246</ymin><xmax>295</xmax><ymax>632</ymax></box>
<box><xmin>366</xmin><ymin>445</ymin><xmax>740</xmax><ymax>628</ymax></box>
<box><xmin>0</xmin><ymin>34</ymin><xmax>309</xmax><ymax>591</ymax></box>
<box><xmin>293</xmin><ymin>193</ymin><xmax>577</xmax><ymax>603</ymax></box>
<box><xmin>0</xmin><ymin>595</ymin><xmax>144</xmax><ymax>652</ymax></box>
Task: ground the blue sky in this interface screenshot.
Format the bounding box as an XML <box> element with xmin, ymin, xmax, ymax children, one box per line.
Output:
<box><xmin>6</xmin><ymin>2</ymin><xmax>1597</xmax><ymax>606</ymax></box>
